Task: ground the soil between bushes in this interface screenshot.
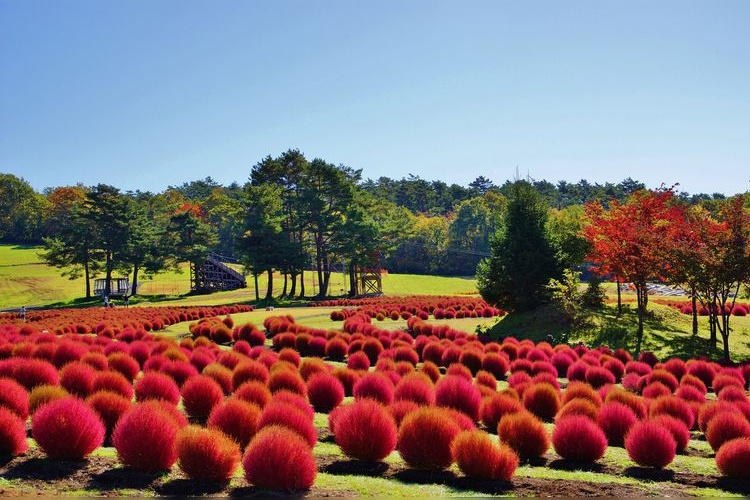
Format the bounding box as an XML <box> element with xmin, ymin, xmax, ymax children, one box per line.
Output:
<box><xmin>1</xmin><ymin>447</ymin><xmax>748</xmax><ymax>497</ymax></box>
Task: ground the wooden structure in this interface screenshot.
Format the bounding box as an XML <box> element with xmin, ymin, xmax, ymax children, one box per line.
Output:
<box><xmin>355</xmin><ymin>251</ymin><xmax>383</xmax><ymax>296</ymax></box>
<box><xmin>190</xmin><ymin>253</ymin><xmax>246</xmax><ymax>292</ymax></box>
<box><xmin>93</xmin><ymin>277</ymin><xmax>130</xmax><ymax>297</ymax></box>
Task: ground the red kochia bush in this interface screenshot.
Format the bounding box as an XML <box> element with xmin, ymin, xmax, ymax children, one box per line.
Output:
<box><xmin>176</xmin><ymin>425</ymin><xmax>241</xmax><ymax>480</ymax></box>
<box><xmin>353</xmin><ymin>372</ymin><xmax>395</xmax><ymax>405</ymax></box>
<box><xmin>86</xmin><ymin>390</ymin><xmax>133</xmax><ymax>440</ymax></box>
<box><xmin>268</xmin><ymin>369</ymin><xmax>307</xmax><ymax>396</ymax></box>
<box><xmin>59</xmin><ymin>362</ymin><xmax>97</xmax><ymax>398</ymax></box>
<box><xmin>112</xmin><ymin>402</ymin><xmax>181</xmax><ymax>471</ymax></box>
<box><xmin>180</xmin><ymin>375</ymin><xmax>224</xmax><ymax>419</ymax></box>
<box><xmin>0</xmin><ymin>407</ymin><xmax>28</xmax><ymax>456</ymax></box>
<box><xmin>585</xmin><ymin>366</ymin><xmax>616</xmax><ymax>389</ymax></box>
<box><xmin>482</xmin><ymin>352</ymin><xmax>510</xmax><ymax>379</ymax></box>
<box><xmin>716</xmin><ymin>437</ymin><xmax>750</xmax><ymax>479</ymax></box>
<box><xmin>624</xmin><ymin>420</ymin><xmax>676</xmax><ymax>468</ymax></box>
<box><xmin>135</xmin><ymin>372</ymin><xmax>180</xmax><ymax>405</ymax></box>
<box><xmin>334</xmin><ymin>399</ymin><xmax>397</xmax><ymax>461</ymax></box>
<box><xmin>13</xmin><ymin>358</ymin><xmax>59</xmax><ymax>390</ymax></box>
<box><xmin>557</xmin><ymin>398</ymin><xmax>599</xmax><ymax>422</ymax></box>
<box><xmin>435</xmin><ymin>375</ymin><xmax>482</xmax><ymax>421</ymax></box>
<box><xmin>649</xmin><ymin>396</ymin><xmax>695</xmax><ymax>429</ymax></box>
<box><xmin>553</xmin><ymin>415</ymin><xmax>608</xmax><ymax>462</ymax></box>
<box><xmin>398</xmin><ymin>407</ymin><xmax>462</xmax><ymax>470</ymax></box>
<box><xmin>347</xmin><ymin>350</ymin><xmax>371</xmax><ymax>371</ymax></box>
<box><xmin>32</xmin><ymin>397</ymin><xmax>105</xmax><ymax>459</ymax></box>
<box><xmin>705</xmin><ymin>411</ymin><xmax>750</xmax><ymax>452</ymax></box>
<box><xmin>233</xmin><ymin>380</ymin><xmax>272</xmax><ymax>408</ymax></box>
<box><xmin>93</xmin><ymin>371</ymin><xmax>134</xmax><ymax>400</ymax></box>
<box><xmin>208</xmin><ymin>399</ymin><xmax>261</xmax><ymax>449</ymax></box>
<box><xmin>650</xmin><ymin>415</ymin><xmax>690</xmax><ymax>454</ymax></box>
<box><xmin>451</xmin><ymin>429</ymin><xmax>519</xmax><ymax>480</ymax></box>
<box><xmin>0</xmin><ymin>377</ymin><xmax>29</xmax><ymax>419</ymax></box>
<box><xmin>306</xmin><ymin>373</ymin><xmax>345</xmax><ymax>413</ymax></box>
<box><xmin>243</xmin><ymin>425</ymin><xmax>317</xmax><ymax>491</ymax></box>
<box><xmin>107</xmin><ymin>353</ymin><xmax>141</xmax><ymax>382</ymax></box>
<box><xmin>258</xmin><ymin>402</ymin><xmax>317</xmax><ymax>447</ymax></box>
<box><xmin>522</xmin><ymin>383</ymin><xmax>561</xmax><ymax>421</ymax></box>
<box><xmin>480</xmin><ymin>393</ymin><xmax>524</xmax><ymax>430</ymax></box>
<box><xmin>497</xmin><ymin>411</ymin><xmax>550</xmax><ymax>459</ymax></box>
<box><xmin>395</xmin><ymin>373</ymin><xmax>435</xmax><ymax>406</ymax></box>
<box><xmin>597</xmin><ymin>401</ymin><xmax>638</xmax><ymax>446</ymax></box>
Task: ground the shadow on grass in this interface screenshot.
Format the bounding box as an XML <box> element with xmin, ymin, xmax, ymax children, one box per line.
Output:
<box><xmin>156</xmin><ymin>478</ymin><xmax>230</xmax><ymax>495</ymax></box>
<box><xmin>229</xmin><ymin>486</ymin><xmax>308</xmax><ymax>497</ymax></box>
<box><xmin>393</xmin><ymin>468</ymin><xmax>514</xmax><ymax>495</ymax></box>
<box><xmin>623</xmin><ymin>466</ymin><xmax>675</xmax><ymax>482</ymax></box>
<box><xmin>716</xmin><ymin>477</ymin><xmax>750</xmax><ymax>495</ymax></box>
<box><xmin>3</xmin><ymin>457</ymin><xmax>87</xmax><ymax>480</ymax></box>
<box><xmin>548</xmin><ymin>459</ymin><xmax>604</xmax><ymax>473</ymax></box>
<box><xmin>321</xmin><ymin>459</ymin><xmax>389</xmax><ymax>477</ymax></box>
<box><xmin>86</xmin><ymin>467</ymin><xmax>166</xmax><ymax>491</ymax></box>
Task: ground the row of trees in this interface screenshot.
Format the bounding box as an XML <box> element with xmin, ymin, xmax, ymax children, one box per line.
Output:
<box><xmin>477</xmin><ymin>181</ymin><xmax>749</xmax><ymax>359</ymax></box>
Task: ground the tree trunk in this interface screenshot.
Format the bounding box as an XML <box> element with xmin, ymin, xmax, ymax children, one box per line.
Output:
<box><xmin>254</xmin><ymin>273</ymin><xmax>259</xmax><ymax>301</ymax></box>
<box><xmin>105</xmin><ymin>250</ymin><xmax>113</xmax><ymax>297</ymax></box>
<box><xmin>616</xmin><ymin>278</ymin><xmax>622</xmax><ymax>316</ymax></box>
<box><xmin>709</xmin><ymin>296</ymin><xmax>718</xmax><ymax>346</ymax></box>
<box><xmin>84</xmin><ymin>259</ymin><xmax>91</xmax><ymax>298</ymax></box>
<box><xmin>319</xmin><ymin>255</ymin><xmax>330</xmax><ymax>297</ymax></box>
<box><xmin>691</xmin><ymin>289</ymin><xmax>698</xmax><ymax>336</ymax></box>
<box><xmin>348</xmin><ymin>263</ymin><xmax>357</xmax><ymax>297</ymax></box>
<box><xmin>289</xmin><ymin>272</ymin><xmax>297</xmax><ymax>297</ymax></box>
<box><xmin>131</xmin><ymin>264</ymin><xmax>139</xmax><ymax>297</ymax></box>
<box><xmin>265</xmin><ymin>269</ymin><xmax>273</xmax><ymax>301</ymax></box>
<box><xmin>299</xmin><ymin>270</ymin><xmax>305</xmax><ymax>298</ymax></box>
<box><xmin>635</xmin><ymin>284</ymin><xmax>645</xmax><ymax>355</ymax></box>
<box><xmin>281</xmin><ymin>273</ymin><xmax>288</xmax><ymax>298</ymax></box>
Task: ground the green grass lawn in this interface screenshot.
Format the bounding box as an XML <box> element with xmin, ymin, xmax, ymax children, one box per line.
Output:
<box><xmin>0</xmin><ymin>244</ymin><xmax>478</xmax><ymax>309</ymax></box>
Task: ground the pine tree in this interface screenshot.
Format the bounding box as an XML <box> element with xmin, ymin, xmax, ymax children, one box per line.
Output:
<box><xmin>477</xmin><ymin>180</ymin><xmax>561</xmax><ymax>312</ymax></box>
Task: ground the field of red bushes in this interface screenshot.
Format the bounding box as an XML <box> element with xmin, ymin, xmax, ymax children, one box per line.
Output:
<box><xmin>1</xmin><ymin>300</ymin><xmax>750</xmax><ymax>496</ymax></box>
<box><xmin>312</xmin><ymin>295</ymin><xmax>505</xmax><ymax>321</ymax></box>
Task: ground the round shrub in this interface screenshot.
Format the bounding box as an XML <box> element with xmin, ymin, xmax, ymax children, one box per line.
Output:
<box><xmin>482</xmin><ymin>352</ymin><xmax>510</xmax><ymax>379</ymax></box>
<box><xmin>642</xmin><ymin>382</ymin><xmax>671</xmax><ymax>399</ymax></box>
<box><xmin>395</xmin><ymin>373</ymin><xmax>435</xmax><ymax>406</ymax></box>
<box><xmin>0</xmin><ymin>407</ymin><xmax>28</xmax><ymax>456</ymax></box>
<box><xmin>398</xmin><ymin>407</ymin><xmax>462</xmax><ymax>470</ymax></box>
<box><xmin>334</xmin><ymin>399</ymin><xmax>397</xmax><ymax>461</ymax></box>
<box><xmin>705</xmin><ymin>411</ymin><xmax>750</xmax><ymax>452</ymax></box>
<box><xmin>233</xmin><ymin>380</ymin><xmax>272</xmax><ymax>408</ymax></box>
<box><xmin>388</xmin><ymin>400</ymin><xmax>421</xmax><ymax>427</ymax></box>
<box><xmin>718</xmin><ymin>385</ymin><xmax>748</xmax><ymax>403</ymax></box>
<box><xmin>268</xmin><ymin>369</ymin><xmax>307</xmax><ymax>396</ymax></box>
<box><xmin>176</xmin><ymin>425</ymin><xmax>241</xmax><ymax>480</ymax></box>
<box><xmin>497</xmin><ymin>411</ymin><xmax>550</xmax><ymax>459</ymax></box>
<box><xmin>585</xmin><ymin>366</ymin><xmax>616</xmax><ymax>389</ymax></box>
<box><xmin>86</xmin><ymin>390</ymin><xmax>132</xmax><ymax>440</ymax></box>
<box><xmin>93</xmin><ymin>371</ymin><xmax>134</xmax><ymax>400</ymax></box>
<box><xmin>242</xmin><ymin>425</ymin><xmax>317</xmax><ymax>491</ymax></box>
<box><xmin>112</xmin><ymin>401</ymin><xmax>181</xmax><ymax>471</ymax></box>
<box><xmin>0</xmin><ymin>377</ymin><xmax>29</xmax><ymax>419</ymax></box>
<box><xmin>557</xmin><ymin>398</ymin><xmax>599</xmax><ymax>421</ymax></box>
<box><xmin>107</xmin><ymin>353</ymin><xmax>141</xmax><ymax>382</ymax></box>
<box><xmin>475</xmin><ymin>370</ymin><xmax>498</xmax><ymax>390</ymax></box>
<box><xmin>347</xmin><ymin>350</ymin><xmax>371</xmax><ymax>371</ymax></box>
<box><xmin>306</xmin><ymin>373</ymin><xmax>344</xmax><ymax>413</ymax></box>
<box><xmin>452</xmin><ymin>429</ymin><xmax>519</xmax><ymax>480</ymax></box>
<box><xmin>697</xmin><ymin>401</ymin><xmax>741</xmax><ymax>433</ymax></box>
<box><xmin>59</xmin><ymin>362</ymin><xmax>97</xmax><ymax>398</ymax></box>
<box><xmin>13</xmin><ymin>358</ymin><xmax>59</xmax><ymax>390</ymax></box>
<box><xmin>435</xmin><ymin>375</ymin><xmax>482</xmax><ymax>421</ymax></box>
<box><xmin>135</xmin><ymin>371</ymin><xmax>180</xmax><ymax>405</ymax></box>
<box><xmin>649</xmin><ymin>396</ymin><xmax>695</xmax><ymax>429</ymax></box>
<box><xmin>522</xmin><ymin>383</ymin><xmax>561</xmax><ymax>421</ymax></box>
<box><xmin>332</xmin><ymin>367</ymin><xmax>360</xmax><ymax>397</ymax></box>
<box><xmin>481</xmin><ymin>393</ymin><xmax>524</xmax><ymax>430</ymax></box>
<box><xmin>563</xmin><ymin>381</ymin><xmax>603</xmax><ymax>407</ymax></box>
<box><xmin>624</xmin><ymin>420</ymin><xmax>676</xmax><ymax>468</ymax></box>
<box><xmin>605</xmin><ymin>389</ymin><xmax>647</xmax><ymax>420</ymax></box>
<box><xmin>29</xmin><ymin>384</ymin><xmax>69</xmax><ymax>414</ymax></box>
<box><xmin>597</xmin><ymin>401</ymin><xmax>638</xmax><ymax>446</ymax></box>
<box><xmin>208</xmin><ymin>398</ymin><xmax>261</xmax><ymax>449</ymax></box>
<box><xmin>180</xmin><ymin>375</ymin><xmax>224</xmax><ymax>419</ymax></box>
<box><xmin>353</xmin><ymin>372</ymin><xmax>395</xmax><ymax>405</ymax></box>
<box><xmin>650</xmin><ymin>415</ymin><xmax>690</xmax><ymax>454</ymax></box>
<box><xmin>553</xmin><ymin>415</ymin><xmax>608</xmax><ymax>462</ymax></box>
<box><xmin>32</xmin><ymin>397</ymin><xmax>105</xmax><ymax>459</ymax></box>
<box><xmin>716</xmin><ymin>437</ymin><xmax>750</xmax><ymax>479</ymax></box>
<box><xmin>258</xmin><ymin>402</ymin><xmax>317</xmax><ymax>448</ymax></box>
<box><xmin>299</xmin><ymin>358</ymin><xmax>328</xmax><ymax>381</ymax></box>
<box><xmin>232</xmin><ymin>360</ymin><xmax>269</xmax><ymax>388</ymax></box>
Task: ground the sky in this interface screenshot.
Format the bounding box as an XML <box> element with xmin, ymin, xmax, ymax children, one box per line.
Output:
<box><xmin>1</xmin><ymin>0</ymin><xmax>748</xmax><ymax>196</ymax></box>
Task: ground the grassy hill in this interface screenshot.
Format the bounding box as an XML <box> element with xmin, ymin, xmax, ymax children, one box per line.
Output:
<box><xmin>0</xmin><ymin>244</ymin><xmax>478</xmax><ymax>309</ymax></box>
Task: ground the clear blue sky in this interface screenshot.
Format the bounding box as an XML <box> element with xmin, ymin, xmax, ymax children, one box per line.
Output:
<box><xmin>1</xmin><ymin>0</ymin><xmax>748</xmax><ymax>196</ymax></box>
